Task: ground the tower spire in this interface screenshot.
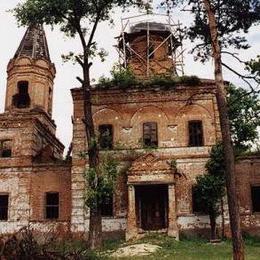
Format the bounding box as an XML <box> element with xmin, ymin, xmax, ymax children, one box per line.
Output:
<box><xmin>14</xmin><ymin>24</ymin><xmax>50</xmax><ymax>61</ymax></box>
<box><xmin>5</xmin><ymin>24</ymin><xmax>55</xmax><ymax>115</ymax></box>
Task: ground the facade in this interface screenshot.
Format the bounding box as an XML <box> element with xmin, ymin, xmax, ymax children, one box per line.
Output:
<box><xmin>0</xmin><ymin>22</ymin><xmax>259</xmax><ymax>240</ymax></box>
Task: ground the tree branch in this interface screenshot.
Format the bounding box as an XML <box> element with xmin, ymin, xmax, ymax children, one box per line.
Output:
<box><xmin>221</xmin><ymin>62</ymin><xmax>259</xmax><ymax>93</ymax></box>
<box><xmin>221</xmin><ymin>51</ymin><xmax>247</xmax><ymax>64</ymax></box>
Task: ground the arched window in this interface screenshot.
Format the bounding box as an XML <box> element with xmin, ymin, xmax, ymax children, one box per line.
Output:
<box><xmin>12</xmin><ymin>81</ymin><xmax>31</xmax><ymax>108</ymax></box>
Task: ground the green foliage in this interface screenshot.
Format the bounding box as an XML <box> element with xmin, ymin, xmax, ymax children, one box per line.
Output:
<box><xmin>245</xmin><ymin>56</ymin><xmax>260</xmax><ymax>84</ymax></box>
<box><xmin>98</xmin><ymin>67</ymin><xmax>138</xmax><ymax>88</ymax></box>
<box><xmin>148</xmin><ymin>74</ymin><xmax>177</xmax><ymax>87</ymax></box>
<box><xmin>227</xmin><ymin>85</ymin><xmax>260</xmax><ymax>152</ymax></box>
<box><xmin>98</xmin><ymin>66</ymin><xmax>201</xmax><ymax>89</ymax></box>
<box><xmin>111</xmin><ymin>66</ymin><xmax>138</xmax><ymax>88</ymax></box>
<box><xmin>194</xmin><ymin>174</ymin><xmax>225</xmax><ymax>218</ymax></box>
<box><xmin>85</xmin><ymin>154</ymin><xmax>118</xmax><ymax>208</ymax></box>
<box><xmin>170</xmin><ymin>0</ymin><xmax>260</xmax><ymax>62</ymax></box>
<box><xmin>169</xmin><ymin>159</ymin><xmax>177</xmax><ymax>171</ymax></box>
<box><xmin>100</xmin><ymin>234</ymin><xmax>260</xmax><ymax>259</ymax></box>
<box><xmin>206</xmin><ymin>142</ymin><xmax>225</xmax><ymax>177</ymax></box>
<box><xmin>193</xmin><ymin>143</ymin><xmax>225</xmax><ymax>231</ymax></box>
<box><xmin>13</xmin><ymin>0</ymin><xmax>145</xmax><ymax>65</ymax></box>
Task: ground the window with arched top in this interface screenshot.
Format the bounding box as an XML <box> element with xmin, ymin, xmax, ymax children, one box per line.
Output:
<box><xmin>12</xmin><ymin>81</ymin><xmax>31</xmax><ymax>108</ymax></box>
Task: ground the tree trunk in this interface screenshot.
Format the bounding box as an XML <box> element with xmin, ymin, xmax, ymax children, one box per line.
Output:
<box><xmin>209</xmin><ymin>213</ymin><xmax>217</xmax><ymax>240</ymax></box>
<box><xmin>221</xmin><ymin>197</ymin><xmax>225</xmax><ymax>239</ymax></box>
<box><xmin>83</xmin><ymin>63</ymin><xmax>102</xmax><ymax>249</ymax></box>
<box><xmin>202</xmin><ymin>1</ymin><xmax>244</xmax><ymax>259</ymax></box>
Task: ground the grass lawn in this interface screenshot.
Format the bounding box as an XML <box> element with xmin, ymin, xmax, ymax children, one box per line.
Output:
<box><xmin>99</xmin><ymin>235</ymin><xmax>260</xmax><ymax>260</ymax></box>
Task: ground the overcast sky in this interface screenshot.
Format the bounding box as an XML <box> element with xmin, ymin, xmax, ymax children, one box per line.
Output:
<box><xmin>0</xmin><ymin>1</ymin><xmax>259</xmax><ymax>153</ymax></box>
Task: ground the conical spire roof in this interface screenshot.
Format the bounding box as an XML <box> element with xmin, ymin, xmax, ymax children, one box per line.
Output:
<box><xmin>14</xmin><ymin>24</ymin><xmax>50</xmax><ymax>61</ymax></box>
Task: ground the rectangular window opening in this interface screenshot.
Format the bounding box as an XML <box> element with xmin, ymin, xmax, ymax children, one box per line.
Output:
<box><xmin>251</xmin><ymin>186</ymin><xmax>260</xmax><ymax>213</ymax></box>
<box><xmin>0</xmin><ymin>194</ymin><xmax>9</xmax><ymax>220</ymax></box>
<box><xmin>192</xmin><ymin>186</ymin><xmax>207</xmax><ymax>214</ymax></box>
<box><xmin>99</xmin><ymin>124</ymin><xmax>113</xmax><ymax>150</ymax></box>
<box><xmin>189</xmin><ymin>121</ymin><xmax>204</xmax><ymax>147</ymax></box>
<box><xmin>0</xmin><ymin>140</ymin><xmax>12</xmax><ymax>158</ymax></box>
<box><xmin>101</xmin><ymin>194</ymin><xmax>113</xmax><ymax>217</ymax></box>
<box><xmin>143</xmin><ymin>122</ymin><xmax>158</xmax><ymax>148</ymax></box>
<box><xmin>45</xmin><ymin>192</ymin><xmax>59</xmax><ymax>219</ymax></box>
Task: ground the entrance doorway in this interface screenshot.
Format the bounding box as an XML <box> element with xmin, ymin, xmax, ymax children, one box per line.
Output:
<box><xmin>135</xmin><ymin>184</ymin><xmax>168</xmax><ymax>230</ymax></box>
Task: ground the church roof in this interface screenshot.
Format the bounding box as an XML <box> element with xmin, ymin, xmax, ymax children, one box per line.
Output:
<box><xmin>14</xmin><ymin>24</ymin><xmax>50</xmax><ymax>61</ymax></box>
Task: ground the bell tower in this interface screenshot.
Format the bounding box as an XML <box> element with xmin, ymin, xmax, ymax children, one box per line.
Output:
<box><xmin>117</xmin><ymin>14</ymin><xmax>184</xmax><ymax>79</ymax></box>
<box><xmin>5</xmin><ymin>24</ymin><xmax>55</xmax><ymax>116</ymax></box>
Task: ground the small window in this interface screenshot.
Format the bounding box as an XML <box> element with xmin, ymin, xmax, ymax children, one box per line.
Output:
<box><xmin>192</xmin><ymin>186</ymin><xmax>207</xmax><ymax>214</ymax></box>
<box><xmin>0</xmin><ymin>140</ymin><xmax>12</xmax><ymax>158</ymax></box>
<box><xmin>101</xmin><ymin>194</ymin><xmax>113</xmax><ymax>217</ymax></box>
<box><xmin>48</xmin><ymin>88</ymin><xmax>52</xmax><ymax>114</ymax></box>
<box><xmin>99</xmin><ymin>124</ymin><xmax>113</xmax><ymax>150</ymax></box>
<box><xmin>0</xmin><ymin>194</ymin><xmax>9</xmax><ymax>220</ymax></box>
<box><xmin>189</xmin><ymin>121</ymin><xmax>204</xmax><ymax>147</ymax></box>
<box><xmin>143</xmin><ymin>122</ymin><xmax>158</xmax><ymax>147</ymax></box>
<box><xmin>251</xmin><ymin>186</ymin><xmax>260</xmax><ymax>213</ymax></box>
<box><xmin>45</xmin><ymin>192</ymin><xmax>59</xmax><ymax>219</ymax></box>
<box><xmin>12</xmin><ymin>81</ymin><xmax>30</xmax><ymax>108</ymax></box>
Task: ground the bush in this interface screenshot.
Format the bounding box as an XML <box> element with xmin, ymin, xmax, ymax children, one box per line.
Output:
<box><xmin>97</xmin><ymin>67</ymin><xmax>201</xmax><ymax>89</ymax></box>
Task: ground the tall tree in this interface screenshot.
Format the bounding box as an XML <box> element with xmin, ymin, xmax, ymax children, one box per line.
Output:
<box><xmin>162</xmin><ymin>0</ymin><xmax>260</xmax><ymax>259</ymax></box>
<box><xmin>195</xmin><ymin>84</ymin><xmax>260</xmax><ymax>240</ymax></box>
<box><xmin>227</xmin><ymin>85</ymin><xmax>260</xmax><ymax>153</ymax></box>
<box><xmin>14</xmin><ymin>0</ymin><xmax>144</xmax><ymax>249</ymax></box>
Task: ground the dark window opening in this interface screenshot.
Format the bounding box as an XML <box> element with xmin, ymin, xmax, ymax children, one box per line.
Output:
<box><xmin>0</xmin><ymin>194</ymin><xmax>9</xmax><ymax>220</ymax></box>
<box><xmin>192</xmin><ymin>186</ymin><xmax>207</xmax><ymax>214</ymax></box>
<box><xmin>189</xmin><ymin>121</ymin><xmax>204</xmax><ymax>147</ymax></box>
<box><xmin>251</xmin><ymin>186</ymin><xmax>260</xmax><ymax>213</ymax></box>
<box><xmin>46</xmin><ymin>192</ymin><xmax>59</xmax><ymax>219</ymax></box>
<box><xmin>101</xmin><ymin>194</ymin><xmax>113</xmax><ymax>217</ymax></box>
<box><xmin>99</xmin><ymin>124</ymin><xmax>113</xmax><ymax>150</ymax></box>
<box><xmin>48</xmin><ymin>88</ymin><xmax>52</xmax><ymax>114</ymax></box>
<box><xmin>143</xmin><ymin>122</ymin><xmax>158</xmax><ymax>148</ymax></box>
<box><xmin>0</xmin><ymin>140</ymin><xmax>12</xmax><ymax>158</ymax></box>
<box><xmin>12</xmin><ymin>81</ymin><xmax>31</xmax><ymax>108</ymax></box>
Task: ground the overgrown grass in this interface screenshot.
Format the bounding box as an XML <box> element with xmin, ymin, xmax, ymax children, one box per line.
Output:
<box><xmin>99</xmin><ymin>234</ymin><xmax>260</xmax><ymax>260</ymax></box>
<box><xmin>97</xmin><ymin>68</ymin><xmax>201</xmax><ymax>90</ymax></box>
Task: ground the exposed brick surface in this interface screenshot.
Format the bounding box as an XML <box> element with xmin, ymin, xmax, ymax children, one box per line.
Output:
<box><xmin>1</xmin><ymin>23</ymin><xmax>259</xmax><ymax>240</ymax></box>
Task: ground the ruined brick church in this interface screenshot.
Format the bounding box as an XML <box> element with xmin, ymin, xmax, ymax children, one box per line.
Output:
<box><xmin>0</xmin><ymin>18</ymin><xmax>259</xmax><ymax>240</ymax></box>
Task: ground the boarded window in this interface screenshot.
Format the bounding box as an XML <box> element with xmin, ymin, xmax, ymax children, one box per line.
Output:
<box><xmin>143</xmin><ymin>122</ymin><xmax>158</xmax><ymax>147</ymax></box>
<box><xmin>251</xmin><ymin>186</ymin><xmax>260</xmax><ymax>213</ymax></box>
<box><xmin>46</xmin><ymin>192</ymin><xmax>59</xmax><ymax>219</ymax></box>
<box><xmin>12</xmin><ymin>81</ymin><xmax>30</xmax><ymax>108</ymax></box>
<box><xmin>99</xmin><ymin>124</ymin><xmax>113</xmax><ymax>150</ymax></box>
<box><xmin>0</xmin><ymin>194</ymin><xmax>9</xmax><ymax>220</ymax></box>
<box><xmin>101</xmin><ymin>194</ymin><xmax>113</xmax><ymax>217</ymax></box>
<box><xmin>189</xmin><ymin>121</ymin><xmax>204</xmax><ymax>147</ymax></box>
<box><xmin>192</xmin><ymin>187</ymin><xmax>207</xmax><ymax>214</ymax></box>
<box><xmin>0</xmin><ymin>140</ymin><xmax>12</xmax><ymax>158</ymax></box>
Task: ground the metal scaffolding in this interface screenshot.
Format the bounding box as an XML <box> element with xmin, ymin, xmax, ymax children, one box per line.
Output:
<box><xmin>116</xmin><ymin>13</ymin><xmax>185</xmax><ymax>77</ymax></box>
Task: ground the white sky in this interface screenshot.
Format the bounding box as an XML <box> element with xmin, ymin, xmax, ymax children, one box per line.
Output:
<box><xmin>0</xmin><ymin>1</ymin><xmax>259</xmax><ymax>153</ymax></box>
